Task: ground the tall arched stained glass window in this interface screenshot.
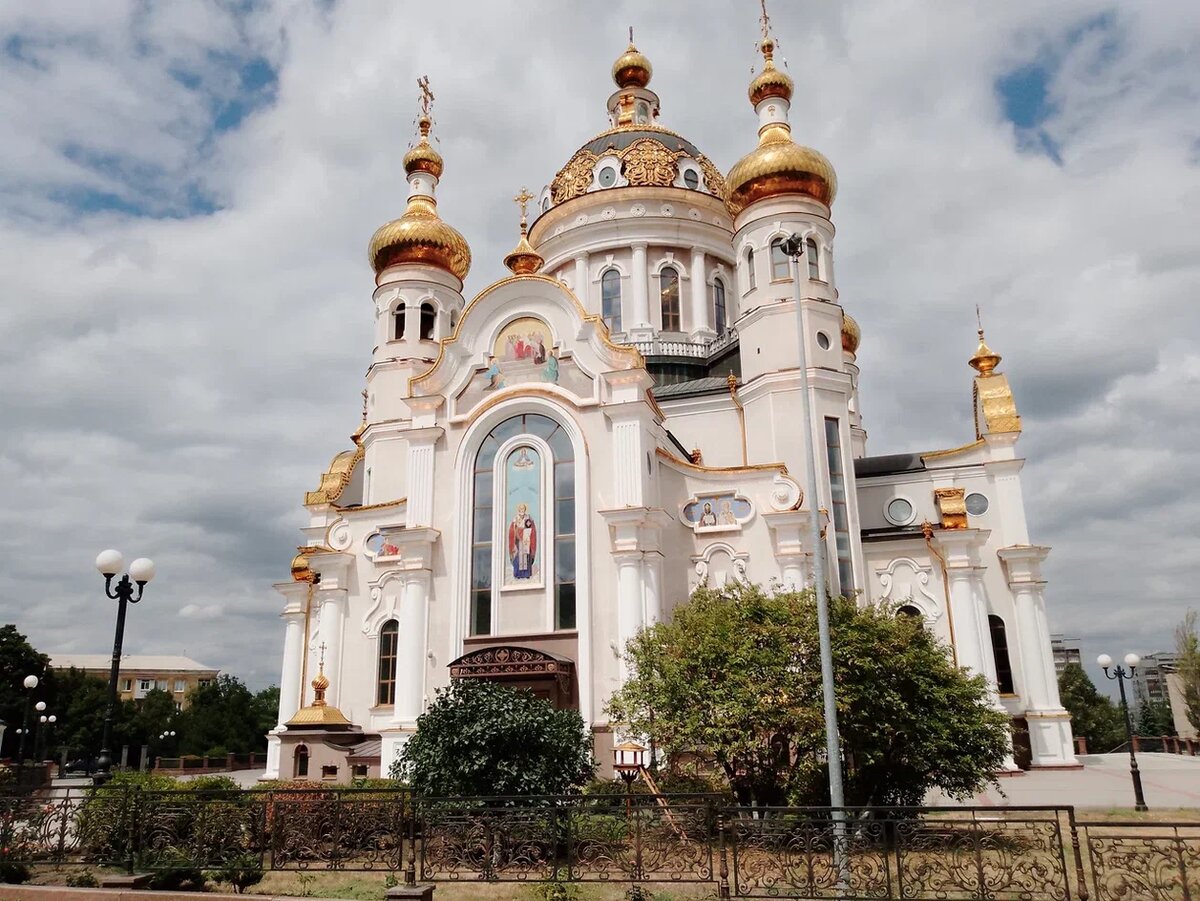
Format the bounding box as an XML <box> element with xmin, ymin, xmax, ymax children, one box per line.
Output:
<box><xmin>469</xmin><ymin>413</ymin><xmax>577</xmax><ymax>636</ymax></box>
<box><xmin>806</xmin><ymin>237</ymin><xmax>820</xmax><ymax>280</ymax></box>
<box><xmin>712</xmin><ymin>277</ymin><xmax>727</xmax><ymax>336</ymax></box>
<box><xmin>601</xmin><ymin>269</ymin><xmax>622</xmax><ymax>333</ymax></box>
<box><xmin>660</xmin><ymin>266</ymin><xmax>681</xmax><ymax>332</ymax></box>
<box><xmin>746</xmin><ymin>248</ymin><xmax>756</xmax><ymax>292</ymax></box>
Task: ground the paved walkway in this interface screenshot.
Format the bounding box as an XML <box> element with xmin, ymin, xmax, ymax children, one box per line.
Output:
<box><xmin>931</xmin><ymin>753</ymin><xmax>1200</xmax><ymax>810</ymax></box>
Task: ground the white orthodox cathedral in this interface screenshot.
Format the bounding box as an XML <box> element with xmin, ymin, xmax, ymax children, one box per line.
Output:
<box><xmin>264</xmin><ymin>23</ymin><xmax>1077</xmax><ymax>783</ymax></box>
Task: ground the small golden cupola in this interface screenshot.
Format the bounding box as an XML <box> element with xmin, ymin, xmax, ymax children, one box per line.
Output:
<box><xmin>503</xmin><ymin>188</ymin><xmax>544</xmax><ymax>275</ymax></box>
<box><xmin>612</xmin><ymin>35</ymin><xmax>652</xmax><ymax>89</ymax></box>
<box><xmin>969</xmin><ymin>317</ymin><xmax>1022</xmax><ymax>437</ymax></box>
<box><xmin>286</xmin><ymin>651</ymin><xmax>353</xmax><ymax>729</ymax></box>
<box><xmin>841</xmin><ymin>311</ymin><xmax>861</xmax><ymax>357</ymax></box>
<box><xmin>726</xmin><ymin>19</ymin><xmax>837</xmax><ymax>216</ymax></box>
<box><xmin>368</xmin><ymin>77</ymin><xmax>471</xmax><ymax>282</ymax></box>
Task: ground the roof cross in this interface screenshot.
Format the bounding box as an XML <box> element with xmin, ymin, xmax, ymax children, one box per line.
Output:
<box><xmin>513</xmin><ymin>187</ymin><xmax>535</xmax><ymax>229</ymax></box>
<box><xmin>759</xmin><ymin>0</ymin><xmax>772</xmax><ymax>40</ymax></box>
<box><xmin>417</xmin><ymin>75</ymin><xmax>434</xmax><ymax>119</ymax></box>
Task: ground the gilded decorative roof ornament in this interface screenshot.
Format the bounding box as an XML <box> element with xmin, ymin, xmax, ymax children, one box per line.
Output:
<box><xmin>286</xmin><ymin>643</ymin><xmax>353</xmax><ymax>728</ymax></box>
<box><xmin>622</xmin><ymin>138</ymin><xmax>678</xmax><ymax>186</ymax></box>
<box><xmin>503</xmin><ymin>187</ymin><xmax>544</xmax><ymax>275</ymax></box>
<box><xmin>841</xmin><ymin>311</ymin><xmax>861</xmax><ymax>356</ymax></box>
<box><xmin>725</xmin><ymin>3</ymin><xmax>837</xmax><ymax>215</ymax></box>
<box><xmin>934</xmin><ymin>487</ymin><xmax>968</xmax><ymax>530</ymax></box>
<box><xmin>305</xmin><ymin>445</ymin><xmax>364</xmax><ymax>506</ymax></box>
<box><xmin>969</xmin><ymin>312</ymin><xmax>1022</xmax><ymax>436</ymax></box>
<box><xmin>368</xmin><ymin>76</ymin><xmax>472</xmax><ymax>280</ymax></box>
<box><xmin>612</xmin><ymin>28</ymin><xmax>652</xmax><ymax>89</ymax></box>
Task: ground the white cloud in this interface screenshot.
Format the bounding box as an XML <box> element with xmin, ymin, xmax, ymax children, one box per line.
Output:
<box><xmin>0</xmin><ymin>0</ymin><xmax>1197</xmax><ymax>689</ymax></box>
<box><xmin>179</xmin><ymin>604</ymin><xmax>225</xmax><ymax>621</ymax></box>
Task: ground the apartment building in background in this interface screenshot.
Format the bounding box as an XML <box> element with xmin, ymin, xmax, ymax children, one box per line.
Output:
<box><xmin>50</xmin><ymin>655</ymin><xmax>219</xmax><ymax>711</ymax></box>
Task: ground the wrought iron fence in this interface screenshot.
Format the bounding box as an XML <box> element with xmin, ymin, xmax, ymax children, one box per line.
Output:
<box><xmin>2</xmin><ymin>786</ymin><xmax>1198</xmax><ymax>899</ymax></box>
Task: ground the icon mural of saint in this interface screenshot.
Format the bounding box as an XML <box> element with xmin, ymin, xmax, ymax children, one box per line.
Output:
<box><xmin>508</xmin><ymin>502</ymin><xmax>538</xmax><ymax>580</ymax></box>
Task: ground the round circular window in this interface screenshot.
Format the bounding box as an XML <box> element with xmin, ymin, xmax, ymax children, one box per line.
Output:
<box><xmin>965</xmin><ymin>492</ymin><xmax>989</xmax><ymax>516</ymax></box>
<box><xmin>816</xmin><ymin>331</ymin><xmax>831</xmax><ymax>350</ymax></box>
<box><xmin>597</xmin><ymin>166</ymin><xmax>617</xmax><ymax>188</ymax></box>
<box><xmin>683</xmin><ymin>169</ymin><xmax>700</xmax><ymax>189</ymax></box>
<box><xmin>885</xmin><ymin>497</ymin><xmax>914</xmax><ymax>526</ymax></box>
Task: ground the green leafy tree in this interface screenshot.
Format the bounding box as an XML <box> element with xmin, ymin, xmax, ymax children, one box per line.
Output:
<box><xmin>1175</xmin><ymin>610</ymin><xmax>1200</xmax><ymax>734</ymax></box>
<box><xmin>252</xmin><ymin>685</ymin><xmax>280</xmax><ymax>738</ymax></box>
<box><xmin>0</xmin><ymin>625</ymin><xmax>49</xmax><ymax>756</ymax></box>
<box><xmin>391</xmin><ymin>679</ymin><xmax>595</xmax><ymax>797</ymax></box>
<box><xmin>1057</xmin><ymin>663</ymin><xmax>1125</xmax><ymax>753</ymax></box>
<box><xmin>176</xmin><ymin>675</ymin><xmax>264</xmax><ymax>756</ymax></box>
<box><xmin>607</xmin><ymin>583</ymin><xmax>1010</xmax><ymax>808</ymax></box>
<box><xmin>134</xmin><ymin>689</ymin><xmax>178</xmax><ymax>747</ymax></box>
<box><xmin>43</xmin><ymin>667</ymin><xmax>138</xmax><ymax>763</ymax></box>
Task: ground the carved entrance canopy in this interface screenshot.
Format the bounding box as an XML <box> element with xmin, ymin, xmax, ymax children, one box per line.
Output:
<box><xmin>448</xmin><ymin>646</ymin><xmax>575</xmax><ymax>708</ymax></box>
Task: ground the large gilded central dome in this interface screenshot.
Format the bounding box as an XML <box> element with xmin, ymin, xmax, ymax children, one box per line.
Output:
<box><xmin>539</xmin><ymin>42</ymin><xmax>727</xmax><ymax>214</ymax></box>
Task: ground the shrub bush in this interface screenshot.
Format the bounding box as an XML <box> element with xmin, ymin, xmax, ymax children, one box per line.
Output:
<box><xmin>210</xmin><ymin>850</ymin><xmax>265</xmax><ymax>894</ymax></box>
<box><xmin>139</xmin><ymin>846</ymin><xmax>206</xmax><ymax>891</ymax></box>
<box><xmin>0</xmin><ymin>861</ymin><xmax>30</xmax><ymax>884</ymax></box>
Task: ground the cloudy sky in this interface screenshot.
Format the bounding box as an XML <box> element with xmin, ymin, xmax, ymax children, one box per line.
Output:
<box><xmin>1</xmin><ymin>1</ymin><xmax>1197</xmax><ymax>694</ymax></box>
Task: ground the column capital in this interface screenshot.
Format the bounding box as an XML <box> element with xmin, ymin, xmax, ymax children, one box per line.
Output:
<box><xmin>305</xmin><ymin>549</ymin><xmax>355</xmax><ymax>590</ymax></box>
<box><xmin>930</xmin><ymin>527</ymin><xmax>990</xmax><ymax>566</ymax></box>
<box><xmin>600</xmin><ymin>507</ymin><xmax>672</xmax><ymax>555</ymax></box>
<box><xmin>997</xmin><ymin>544</ymin><xmax>1050</xmax><ymax>584</ymax></box>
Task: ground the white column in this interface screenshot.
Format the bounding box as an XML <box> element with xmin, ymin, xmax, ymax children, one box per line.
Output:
<box><xmin>616</xmin><ymin>553</ymin><xmax>644</xmax><ymax>680</ymax></box>
<box><xmin>317</xmin><ymin>589</ymin><xmax>347</xmax><ymax>709</ymax></box>
<box><xmin>642</xmin><ymin>553</ymin><xmax>663</xmax><ymax>626</ymax></box>
<box><xmin>630</xmin><ymin>242</ymin><xmax>650</xmax><ymax>334</ymax></box>
<box><xmin>689</xmin><ymin>248</ymin><xmax>711</xmax><ymax>340</ymax></box>
<box><xmin>574</xmin><ymin>254</ymin><xmax>589</xmax><ymax>304</ymax></box>
<box><xmin>407</xmin><ymin>435</ymin><xmax>437</xmax><ymax>527</ymax></box>
<box><xmin>277</xmin><ymin>612</ymin><xmax>305</xmax><ymax>725</ymax></box>
<box><xmin>404</xmin><ymin>304</ymin><xmax>419</xmax><ymax>342</ymax></box>
<box><xmin>395</xmin><ymin>573</ymin><xmax>430</xmax><ymax>727</ymax></box>
<box><xmin>1000</xmin><ymin>546</ymin><xmax>1076</xmax><ymax>765</ymax></box>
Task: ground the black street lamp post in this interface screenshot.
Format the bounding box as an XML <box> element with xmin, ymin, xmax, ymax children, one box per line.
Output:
<box><xmin>33</xmin><ymin>702</ymin><xmax>46</xmax><ymax>760</ymax></box>
<box><xmin>17</xmin><ymin>674</ymin><xmax>38</xmax><ymax>762</ymax></box>
<box><xmin>1098</xmin><ymin>652</ymin><xmax>1148</xmax><ymax>811</ymax></box>
<box><xmin>93</xmin><ymin>549</ymin><xmax>156</xmax><ymax>786</ymax></box>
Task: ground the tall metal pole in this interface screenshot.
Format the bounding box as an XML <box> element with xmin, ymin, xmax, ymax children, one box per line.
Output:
<box><xmin>17</xmin><ymin>689</ymin><xmax>33</xmax><ymax>762</ymax></box>
<box><xmin>785</xmin><ymin>242</ymin><xmax>846</xmax><ymax>815</ymax></box>
<box><xmin>95</xmin><ymin>587</ymin><xmax>130</xmax><ymax>785</ymax></box>
<box><xmin>1114</xmin><ymin>669</ymin><xmax>1147</xmax><ymax>811</ymax></box>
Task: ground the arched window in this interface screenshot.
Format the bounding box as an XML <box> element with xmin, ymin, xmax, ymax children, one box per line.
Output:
<box><xmin>897</xmin><ymin>605</ymin><xmax>924</xmax><ymax>627</ymax></box>
<box><xmin>806</xmin><ymin>237</ymin><xmax>820</xmax><ymax>280</ymax></box>
<box><xmin>376</xmin><ymin>620</ymin><xmax>398</xmax><ymax>706</ymax></box>
<box><xmin>601</xmin><ymin>269</ymin><xmax>622</xmax><ymax>333</ymax></box>
<box><xmin>393</xmin><ymin>303</ymin><xmax>406</xmax><ymax>340</ymax></box>
<box><xmin>770</xmin><ymin>238</ymin><xmax>791</xmax><ymax>281</ymax></box>
<box><xmin>745</xmin><ymin>248</ymin><xmax>756</xmax><ymax>291</ymax></box>
<box><xmin>712</xmin><ymin>277</ymin><xmax>727</xmax><ymax>336</ymax></box>
<box><xmin>989</xmin><ymin>615</ymin><xmax>1015</xmax><ymax>694</ymax></box>
<box><xmin>293</xmin><ymin>744</ymin><xmax>309</xmax><ymax>778</ymax></box>
<box><xmin>419</xmin><ymin>302</ymin><xmax>436</xmax><ymax>341</ymax></box>
<box><xmin>469</xmin><ymin>413</ymin><xmax>576</xmax><ymax>636</ymax></box>
<box><xmin>659</xmin><ymin>266</ymin><xmax>681</xmax><ymax>331</ymax></box>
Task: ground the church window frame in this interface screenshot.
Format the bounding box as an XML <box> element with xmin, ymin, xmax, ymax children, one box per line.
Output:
<box><xmin>419</xmin><ymin>302</ymin><xmax>436</xmax><ymax>341</ymax></box>
<box><xmin>601</xmin><ymin>268</ymin><xmax>623</xmax><ymax>334</ymax></box>
<box><xmin>745</xmin><ymin>248</ymin><xmax>757</xmax><ymax>293</ymax></box>
<box><xmin>659</xmin><ymin>265</ymin><xmax>681</xmax><ymax>332</ymax></box>
<box><xmin>294</xmin><ymin>744</ymin><xmax>309</xmax><ymax>778</ymax></box>
<box><xmin>467</xmin><ymin>412</ymin><xmax>578</xmax><ymax>636</ymax></box>
<box><xmin>393</xmin><ymin>303</ymin><xmax>407</xmax><ymax>340</ymax></box>
<box><xmin>806</xmin><ymin>237</ymin><xmax>821</xmax><ymax>280</ymax></box>
<box><xmin>770</xmin><ymin>238</ymin><xmax>791</xmax><ymax>281</ymax></box>
<box><xmin>885</xmin><ymin>496</ymin><xmax>916</xmax><ymax>527</ymax></box>
<box><xmin>989</xmin><ymin>614</ymin><xmax>1016</xmax><ymax>695</ymax></box>
<box><xmin>712</xmin><ymin>276</ymin><xmax>728</xmax><ymax>336</ymax></box>
<box><xmin>376</xmin><ymin>619</ymin><xmax>399</xmax><ymax>706</ymax></box>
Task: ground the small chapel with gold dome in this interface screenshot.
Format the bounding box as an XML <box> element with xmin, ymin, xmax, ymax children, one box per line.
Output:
<box><xmin>264</xmin><ymin>19</ymin><xmax>1076</xmax><ymax>781</ymax></box>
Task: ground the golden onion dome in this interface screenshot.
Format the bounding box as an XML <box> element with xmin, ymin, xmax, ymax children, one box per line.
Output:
<box><xmin>612</xmin><ymin>41</ymin><xmax>652</xmax><ymax>88</ymax></box>
<box><xmin>311</xmin><ymin>671</ymin><xmax>330</xmax><ymax>692</ymax></box>
<box><xmin>842</xmin><ymin>311</ymin><xmax>861</xmax><ymax>355</ymax></box>
<box><xmin>749</xmin><ymin>38</ymin><xmax>793</xmax><ymax>106</ymax></box>
<box><xmin>403</xmin><ymin>116</ymin><xmax>444</xmax><ymax>179</ymax></box>
<box><xmin>726</xmin><ymin>123</ymin><xmax>837</xmax><ymax>215</ymax></box>
<box><xmin>368</xmin><ymin>195</ymin><xmax>472</xmax><ymax>280</ymax></box>
<box><xmin>290</xmin><ymin>552</ymin><xmax>314</xmax><ymax>583</ymax></box>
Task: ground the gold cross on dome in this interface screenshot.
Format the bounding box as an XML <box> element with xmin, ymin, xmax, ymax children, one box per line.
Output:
<box><xmin>759</xmin><ymin>0</ymin><xmax>772</xmax><ymax>39</ymax></box>
<box><xmin>976</xmin><ymin>303</ymin><xmax>985</xmax><ymax>338</ymax></box>
<box><xmin>417</xmin><ymin>75</ymin><xmax>434</xmax><ymax>118</ymax></box>
<box><xmin>317</xmin><ymin>642</ymin><xmax>327</xmax><ymax>669</ymax></box>
<box><xmin>360</xmin><ymin>388</ymin><xmax>368</xmax><ymax>422</ymax></box>
<box><xmin>514</xmin><ymin>187</ymin><xmax>535</xmax><ymax>228</ymax></box>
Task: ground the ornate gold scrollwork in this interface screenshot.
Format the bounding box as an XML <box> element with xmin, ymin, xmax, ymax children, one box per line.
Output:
<box><xmin>696</xmin><ymin>153</ymin><xmax>728</xmax><ymax>199</ymax></box>
<box><xmin>550</xmin><ymin>149</ymin><xmax>598</xmax><ymax>203</ymax></box>
<box><xmin>619</xmin><ymin>138</ymin><xmax>679</xmax><ymax>187</ymax></box>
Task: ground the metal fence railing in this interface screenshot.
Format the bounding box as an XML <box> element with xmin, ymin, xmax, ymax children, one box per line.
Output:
<box><xmin>1</xmin><ymin>786</ymin><xmax>1197</xmax><ymax>899</ymax></box>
